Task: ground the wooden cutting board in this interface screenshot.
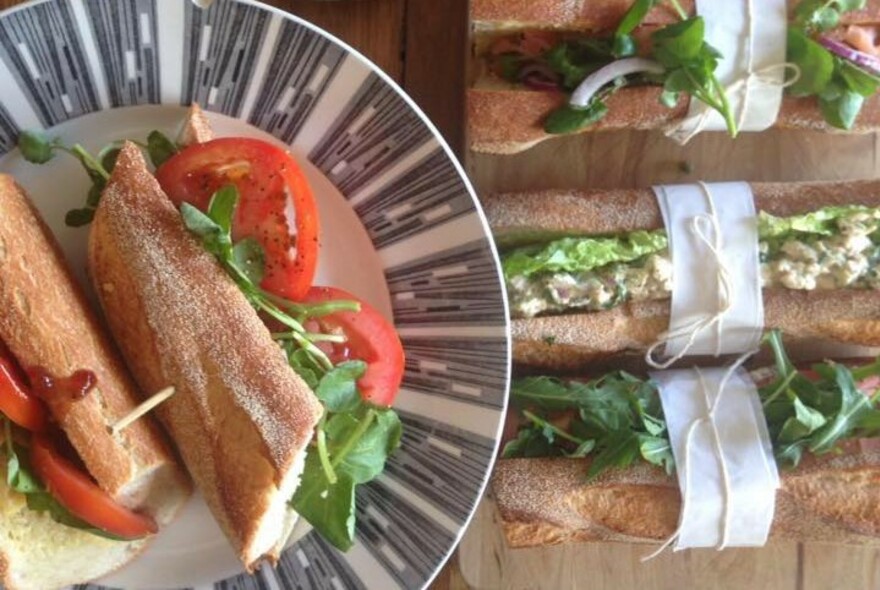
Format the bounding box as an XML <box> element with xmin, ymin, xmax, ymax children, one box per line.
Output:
<box><xmin>461</xmin><ymin>128</ymin><xmax>880</xmax><ymax>589</ymax></box>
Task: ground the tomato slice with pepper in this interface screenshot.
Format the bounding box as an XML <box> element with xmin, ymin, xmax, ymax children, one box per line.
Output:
<box><xmin>156</xmin><ymin>137</ymin><xmax>319</xmax><ymax>301</ymax></box>
<box><xmin>306</xmin><ymin>286</ymin><xmax>405</xmax><ymax>407</ymax></box>
<box><xmin>0</xmin><ymin>351</ymin><xmax>47</xmax><ymax>432</ymax></box>
<box><xmin>30</xmin><ymin>435</ymin><xmax>158</xmax><ymax>539</ymax></box>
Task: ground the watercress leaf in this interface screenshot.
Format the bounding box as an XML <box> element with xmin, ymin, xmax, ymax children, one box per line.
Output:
<box><xmin>544</xmin><ymin>100</ymin><xmax>609</xmax><ymax>134</ymax></box>
<box><xmin>231</xmin><ymin>238</ymin><xmax>266</xmax><ymax>285</ymax></box>
<box><xmin>808</xmin><ymin>363</ymin><xmax>872</xmax><ymax>453</ymax></box>
<box><xmin>819</xmin><ymin>89</ymin><xmax>864</xmax><ymax>130</ymax></box>
<box><xmin>639</xmin><ymin>435</ymin><xmax>675</xmax><ymax>474</ymax></box>
<box><xmin>814</xmin><ymin>6</ymin><xmax>841</xmax><ymax>30</ymax></box>
<box><xmin>98</xmin><ymin>145</ymin><xmax>121</xmax><ymax>174</ymax></box>
<box><xmin>775</xmin><ymin>439</ymin><xmax>807</xmax><ymax>468</ymax></box>
<box><xmin>659</xmin><ymin>89</ymin><xmax>680</xmax><ymax>108</ymax></box>
<box><xmin>291</xmin><ymin>452</ymin><xmax>356</xmax><ymax>551</ymax></box>
<box><xmin>326</xmin><ymin>408</ymin><xmax>401</xmax><ymax>484</ymax></box>
<box><xmin>287</xmin><ymin>348</ymin><xmax>325</xmax><ymax>388</ymax></box>
<box><xmin>502</xmin><ymin>425</ymin><xmax>562</xmax><ymax>458</ymax></box>
<box><xmin>839</xmin><ymin>60</ymin><xmax>880</xmax><ymax>97</ymax></box>
<box><xmin>778</xmin><ymin>397</ymin><xmax>827</xmax><ymax>443</ymax></box>
<box><xmin>207</xmin><ymin>185</ymin><xmax>238</xmax><ymax>234</ymax></box>
<box><xmin>6</xmin><ymin>444</ymin><xmax>40</xmax><ymax>494</ymax></box>
<box><xmin>651</xmin><ymin>18</ymin><xmax>705</xmax><ymax>65</ymax></box>
<box><xmin>663</xmin><ymin>68</ymin><xmax>692</xmax><ymax>93</ymax></box>
<box><xmin>18</xmin><ymin>129</ymin><xmax>57</xmax><ymax>163</ymax></box>
<box><xmin>616</xmin><ymin>0</ymin><xmax>658</xmax><ymax>36</ymax></box>
<box><xmin>787</xmin><ymin>29</ymin><xmax>835</xmax><ymax>96</ymax></box>
<box><xmin>612</xmin><ymin>33</ymin><xmax>637</xmax><ymax>58</ymax></box>
<box><xmin>315</xmin><ymin>361</ymin><xmax>367</xmax><ymax>413</ymax></box>
<box><xmin>86</xmin><ymin>181</ymin><xmax>104</xmax><ymax>208</ymax></box>
<box><xmin>587</xmin><ymin>430</ymin><xmax>641</xmax><ymax>479</ymax></box>
<box><xmin>565</xmin><ymin>439</ymin><xmax>597</xmax><ymax>458</ymax></box>
<box><xmin>146</xmin><ymin>130</ymin><xmax>179</xmax><ymax>168</ymax></box>
<box><xmin>65</xmin><ymin>208</ymin><xmax>95</xmax><ymax>227</ymax></box>
<box><xmin>180</xmin><ymin>202</ymin><xmax>222</xmax><ymax>239</ymax></box>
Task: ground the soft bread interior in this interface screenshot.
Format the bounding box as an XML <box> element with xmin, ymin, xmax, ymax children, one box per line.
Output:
<box><xmin>248</xmin><ymin>449</ymin><xmax>307</xmax><ymax>567</ymax></box>
<box><xmin>0</xmin><ymin>462</ymin><xmax>146</xmax><ymax>590</ymax></box>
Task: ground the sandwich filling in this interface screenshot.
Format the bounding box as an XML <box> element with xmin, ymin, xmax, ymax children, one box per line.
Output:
<box><xmin>504</xmin><ymin>331</ymin><xmax>880</xmax><ymax>476</ymax></box>
<box><xmin>478</xmin><ymin>0</ymin><xmax>880</xmax><ymax>134</ymax></box>
<box><xmin>504</xmin><ymin>206</ymin><xmax>880</xmax><ymax>318</ymax></box>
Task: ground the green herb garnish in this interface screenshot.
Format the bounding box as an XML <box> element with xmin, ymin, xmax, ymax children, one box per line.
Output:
<box><xmin>504</xmin><ymin>331</ymin><xmax>880</xmax><ymax>477</ymax></box>
<box><xmin>16</xmin><ymin>129</ymin><xmax>179</xmax><ymax>227</ymax></box>
<box><xmin>182</xmin><ymin>186</ymin><xmax>402</xmax><ymax>552</ymax></box>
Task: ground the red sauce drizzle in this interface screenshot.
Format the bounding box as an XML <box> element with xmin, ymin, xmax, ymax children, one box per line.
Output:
<box><xmin>26</xmin><ymin>367</ymin><xmax>97</xmax><ymax>420</ymax></box>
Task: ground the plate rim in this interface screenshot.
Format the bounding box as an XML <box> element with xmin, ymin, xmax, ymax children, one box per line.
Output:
<box><xmin>0</xmin><ymin>0</ymin><xmax>513</xmax><ymax>588</ymax></box>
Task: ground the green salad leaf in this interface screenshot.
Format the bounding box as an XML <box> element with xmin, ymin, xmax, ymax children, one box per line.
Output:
<box><xmin>757</xmin><ymin>205</ymin><xmax>879</xmax><ymax>239</ymax></box>
<box><xmin>504</xmin><ymin>331</ymin><xmax>880</xmax><ymax>477</ymax></box>
<box><xmin>502</xmin><ymin>231</ymin><xmax>667</xmax><ymax>279</ymax></box>
<box><xmin>183</xmin><ymin>186</ymin><xmax>401</xmax><ymax>552</ymax></box>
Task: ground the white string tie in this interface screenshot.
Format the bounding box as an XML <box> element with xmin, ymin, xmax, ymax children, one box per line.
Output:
<box><xmin>665</xmin><ymin>0</ymin><xmax>801</xmax><ymax>144</ymax></box>
<box><xmin>641</xmin><ymin>350</ymin><xmax>756</xmax><ymax>562</ymax></box>
<box><xmin>646</xmin><ymin>182</ymin><xmax>732</xmax><ymax>368</ymax></box>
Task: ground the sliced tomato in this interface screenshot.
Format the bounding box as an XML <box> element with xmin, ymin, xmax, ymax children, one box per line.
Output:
<box><xmin>156</xmin><ymin>137</ymin><xmax>319</xmax><ymax>301</ymax></box>
<box><xmin>0</xmin><ymin>352</ymin><xmax>47</xmax><ymax>432</ymax></box>
<box><xmin>30</xmin><ymin>435</ymin><xmax>158</xmax><ymax>539</ymax></box>
<box><xmin>306</xmin><ymin>286</ymin><xmax>405</xmax><ymax>407</ymax></box>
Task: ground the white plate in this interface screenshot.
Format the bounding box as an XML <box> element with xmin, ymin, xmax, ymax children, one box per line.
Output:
<box><xmin>0</xmin><ymin>2</ymin><xmax>511</xmax><ymax>589</ymax></box>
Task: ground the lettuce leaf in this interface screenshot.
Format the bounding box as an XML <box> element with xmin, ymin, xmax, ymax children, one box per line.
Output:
<box><xmin>757</xmin><ymin>206</ymin><xmax>879</xmax><ymax>239</ymax></box>
<box><xmin>502</xmin><ymin>230</ymin><xmax>667</xmax><ymax>278</ymax></box>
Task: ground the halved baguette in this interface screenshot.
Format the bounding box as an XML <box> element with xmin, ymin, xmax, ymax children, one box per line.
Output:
<box><xmin>486</xmin><ymin>179</ymin><xmax>880</xmax><ymax>370</ymax></box>
<box><xmin>469</xmin><ymin>0</ymin><xmax>880</xmax><ymax>153</ymax></box>
<box><xmin>0</xmin><ymin>457</ymin><xmax>149</xmax><ymax>590</ymax></box>
<box><xmin>88</xmin><ymin>143</ymin><xmax>323</xmax><ymax>570</ymax></box>
<box><xmin>0</xmin><ymin>174</ymin><xmax>190</xmax><ymax>523</ymax></box>
<box><xmin>493</xmin><ymin>440</ymin><xmax>880</xmax><ymax>547</ymax></box>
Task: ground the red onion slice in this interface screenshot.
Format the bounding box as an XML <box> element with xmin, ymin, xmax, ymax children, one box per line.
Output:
<box><xmin>818</xmin><ymin>35</ymin><xmax>880</xmax><ymax>75</ymax></box>
<box><xmin>569</xmin><ymin>58</ymin><xmax>665</xmax><ymax>107</ymax></box>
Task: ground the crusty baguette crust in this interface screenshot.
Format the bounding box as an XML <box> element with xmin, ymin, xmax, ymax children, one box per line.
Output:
<box><xmin>493</xmin><ymin>441</ymin><xmax>880</xmax><ymax>547</ymax></box>
<box><xmin>487</xmin><ymin>179</ymin><xmax>880</xmax><ymax>370</ymax></box>
<box><xmin>177</xmin><ymin>103</ymin><xmax>214</xmax><ymax>147</ymax></box>
<box><xmin>468</xmin><ymin>88</ymin><xmax>880</xmax><ymax>154</ymax></box>
<box><xmin>0</xmin><ymin>174</ymin><xmax>189</xmax><ymax>519</ymax></box>
<box><xmin>88</xmin><ymin>143</ymin><xmax>322</xmax><ymax>569</ymax></box>
<box><xmin>469</xmin><ymin>0</ymin><xmax>880</xmax><ymax>153</ymax></box>
<box><xmin>472</xmin><ymin>0</ymin><xmax>879</xmax><ymax>30</ymax></box>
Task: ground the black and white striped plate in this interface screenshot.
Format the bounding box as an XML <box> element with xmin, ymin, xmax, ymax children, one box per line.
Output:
<box><xmin>0</xmin><ymin>1</ymin><xmax>510</xmax><ymax>589</ymax></box>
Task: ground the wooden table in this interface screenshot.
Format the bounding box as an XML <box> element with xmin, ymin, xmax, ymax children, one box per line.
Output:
<box><xmin>4</xmin><ymin>0</ymin><xmax>879</xmax><ymax>588</ymax></box>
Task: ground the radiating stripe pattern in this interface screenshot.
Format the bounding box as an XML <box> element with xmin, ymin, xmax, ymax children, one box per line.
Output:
<box><xmin>0</xmin><ymin>1</ymin><xmax>99</xmax><ymax>126</ymax></box>
<box><xmin>85</xmin><ymin>0</ymin><xmax>159</xmax><ymax>107</ymax></box>
<box><xmin>0</xmin><ymin>103</ymin><xmax>17</xmax><ymax>155</ymax></box>
<box><xmin>355</xmin><ymin>150</ymin><xmax>476</xmax><ymax>249</ymax></box>
<box><xmin>401</xmin><ymin>336</ymin><xmax>507</xmax><ymax>407</ymax></box>
<box><xmin>182</xmin><ymin>0</ymin><xmax>270</xmax><ymax>113</ymax></box>
<box><xmin>309</xmin><ymin>74</ymin><xmax>434</xmax><ymax>196</ymax></box>
<box><xmin>386</xmin><ymin>240</ymin><xmax>507</xmax><ymax>325</ymax></box>
<box><xmin>218</xmin><ymin>536</ymin><xmax>367</xmax><ymax>590</ymax></box>
<box><xmin>248</xmin><ymin>19</ymin><xmax>346</xmax><ymax>142</ymax></box>
<box><xmin>0</xmin><ymin>1</ymin><xmax>509</xmax><ymax>589</ymax></box>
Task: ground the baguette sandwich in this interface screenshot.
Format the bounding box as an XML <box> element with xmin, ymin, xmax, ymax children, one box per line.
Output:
<box><xmin>495</xmin><ymin>332</ymin><xmax>880</xmax><ymax>547</ymax></box>
<box><xmin>88</xmin><ymin>142</ymin><xmax>324</xmax><ymax>570</ymax></box>
<box><xmin>469</xmin><ymin>0</ymin><xmax>880</xmax><ymax>154</ymax></box>
<box><xmin>487</xmin><ymin>179</ymin><xmax>880</xmax><ymax>370</ymax></box>
<box><xmin>0</xmin><ymin>175</ymin><xmax>191</xmax><ymax>590</ymax></box>
<box><xmin>14</xmin><ymin>105</ymin><xmax>405</xmax><ymax>569</ymax></box>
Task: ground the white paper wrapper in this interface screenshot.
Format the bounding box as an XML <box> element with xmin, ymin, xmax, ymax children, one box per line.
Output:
<box><xmin>653</xmin><ymin>182</ymin><xmax>764</xmax><ymax>357</ymax></box>
<box><xmin>651</xmin><ymin>367</ymin><xmax>780</xmax><ymax>549</ymax></box>
<box><xmin>667</xmin><ymin>0</ymin><xmax>788</xmax><ymax>143</ymax></box>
